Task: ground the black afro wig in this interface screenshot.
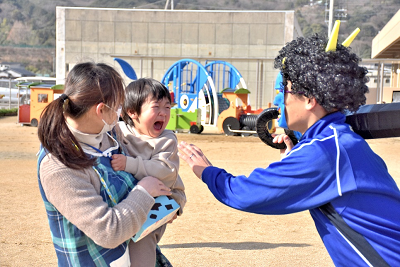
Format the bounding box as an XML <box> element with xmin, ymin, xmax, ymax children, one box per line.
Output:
<box><xmin>274</xmin><ymin>34</ymin><xmax>369</xmax><ymax>113</ymax></box>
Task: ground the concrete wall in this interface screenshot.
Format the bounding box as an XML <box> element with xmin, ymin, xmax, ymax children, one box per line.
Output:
<box><xmin>56</xmin><ymin>8</ymin><xmax>301</xmax><ymax>109</ymax></box>
<box><xmin>384</xmin><ymin>88</ymin><xmax>400</xmax><ymax>103</ymax></box>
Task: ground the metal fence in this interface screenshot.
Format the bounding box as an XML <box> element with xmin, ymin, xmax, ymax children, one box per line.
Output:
<box><xmin>0</xmin><ymin>79</ymin><xmax>21</xmax><ymax>109</ymax></box>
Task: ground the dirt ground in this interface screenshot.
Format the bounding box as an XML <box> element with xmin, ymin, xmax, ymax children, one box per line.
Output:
<box><xmin>1</xmin><ymin>115</ymin><xmax>399</xmax><ymax>267</ymax></box>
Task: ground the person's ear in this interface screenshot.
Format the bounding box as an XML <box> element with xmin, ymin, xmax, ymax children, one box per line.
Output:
<box><xmin>95</xmin><ymin>103</ymin><xmax>105</xmax><ymax>116</ymax></box>
<box><xmin>127</xmin><ymin>110</ymin><xmax>138</xmax><ymax>120</ymax></box>
<box><xmin>305</xmin><ymin>97</ymin><xmax>317</xmax><ymax>111</ymax></box>
<box><xmin>96</xmin><ymin>102</ymin><xmax>109</xmax><ymax>116</ymax></box>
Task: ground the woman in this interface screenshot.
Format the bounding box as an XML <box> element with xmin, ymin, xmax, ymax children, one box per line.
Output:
<box><xmin>37</xmin><ymin>62</ymin><xmax>171</xmax><ymax>266</ymax></box>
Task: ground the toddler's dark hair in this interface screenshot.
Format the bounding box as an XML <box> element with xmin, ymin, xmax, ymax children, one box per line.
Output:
<box><xmin>122</xmin><ymin>78</ymin><xmax>171</xmax><ymax>126</ymax></box>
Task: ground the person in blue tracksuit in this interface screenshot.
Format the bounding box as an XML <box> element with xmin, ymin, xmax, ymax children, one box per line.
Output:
<box><xmin>178</xmin><ymin>34</ymin><xmax>400</xmax><ymax>266</ymax></box>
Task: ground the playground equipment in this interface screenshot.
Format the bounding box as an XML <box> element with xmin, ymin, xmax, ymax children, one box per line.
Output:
<box><xmin>256</xmin><ymin>102</ymin><xmax>400</xmax><ymax>150</ymax></box>
<box><xmin>217</xmin><ymin>87</ymin><xmax>266</xmax><ymax>136</ymax></box>
<box><xmin>116</xmin><ymin>57</ymin><xmax>275</xmax><ymax>135</ymax></box>
<box><xmin>115</xmin><ymin>57</ymin><xmax>205</xmax><ymax>133</ymax></box>
<box><xmin>166</xmin><ymin>108</ymin><xmax>203</xmax><ymax>134</ymax></box>
<box><xmin>203</xmin><ymin>60</ymin><xmax>249</xmax><ymax>121</ymax></box>
<box><xmin>114</xmin><ymin>58</ymin><xmax>138</xmax><ymax>80</ymax></box>
<box><xmin>162</xmin><ymin>59</ymin><xmax>218</xmax><ymax>128</ymax></box>
<box><xmin>205</xmin><ymin>60</ymin><xmax>247</xmax><ymax>89</ymax></box>
<box><xmin>162</xmin><ymin>59</ymin><xmax>274</xmax><ymax>136</ymax></box>
<box><xmin>17</xmin><ymin>82</ymin><xmax>63</xmax><ymax>126</ymax></box>
<box><xmin>161</xmin><ymin>59</ymin><xmax>217</xmax><ymax>133</ymax></box>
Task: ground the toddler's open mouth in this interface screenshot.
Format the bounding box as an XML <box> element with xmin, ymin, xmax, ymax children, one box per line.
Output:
<box><xmin>154</xmin><ymin>121</ymin><xmax>164</xmax><ymax>130</ymax></box>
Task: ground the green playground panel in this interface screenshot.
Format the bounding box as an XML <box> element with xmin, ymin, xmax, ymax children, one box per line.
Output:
<box><xmin>166</xmin><ymin>108</ymin><xmax>200</xmax><ymax>131</ymax></box>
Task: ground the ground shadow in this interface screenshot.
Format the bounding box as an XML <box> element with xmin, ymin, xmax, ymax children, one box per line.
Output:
<box><xmin>160</xmin><ymin>241</ymin><xmax>311</xmax><ymax>251</ymax></box>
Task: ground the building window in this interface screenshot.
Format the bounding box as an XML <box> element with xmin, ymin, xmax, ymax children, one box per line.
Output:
<box><xmin>38</xmin><ymin>94</ymin><xmax>48</xmax><ymax>103</ymax></box>
<box><xmin>393</xmin><ymin>91</ymin><xmax>400</xmax><ymax>103</ymax></box>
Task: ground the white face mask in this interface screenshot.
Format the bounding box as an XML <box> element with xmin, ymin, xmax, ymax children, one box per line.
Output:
<box><xmin>99</xmin><ymin>104</ymin><xmax>122</xmax><ymax>135</ymax></box>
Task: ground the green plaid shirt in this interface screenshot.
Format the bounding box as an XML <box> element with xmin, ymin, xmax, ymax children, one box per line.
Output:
<box><xmin>37</xmin><ymin>147</ymin><xmax>136</xmax><ymax>266</ymax></box>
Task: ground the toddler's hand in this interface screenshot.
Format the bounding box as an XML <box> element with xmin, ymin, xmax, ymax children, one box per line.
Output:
<box><xmin>167</xmin><ymin>212</ymin><xmax>178</xmax><ymax>224</ymax></box>
<box><xmin>111</xmin><ymin>154</ymin><xmax>127</xmax><ymax>171</ymax></box>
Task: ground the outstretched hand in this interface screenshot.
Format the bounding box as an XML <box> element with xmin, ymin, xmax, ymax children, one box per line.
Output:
<box><xmin>177</xmin><ymin>141</ymin><xmax>212</xmax><ymax>179</ymax></box>
<box><xmin>272</xmin><ymin>133</ymin><xmax>295</xmax><ymax>159</ymax></box>
<box><xmin>138</xmin><ymin>176</ymin><xmax>171</xmax><ymax>197</ymax></box>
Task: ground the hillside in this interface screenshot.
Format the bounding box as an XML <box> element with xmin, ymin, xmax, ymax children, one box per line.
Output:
<box><xmin>0</xmin><ymin>0</ymin><xmax>399</xmax><ymax>75</ymax></box>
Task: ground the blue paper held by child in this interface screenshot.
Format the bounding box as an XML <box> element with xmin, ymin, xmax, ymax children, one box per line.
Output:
<box><xmin>132</xmin><ymin>195</ymin><xmax>180</xmax><ymax>242</ymax></box>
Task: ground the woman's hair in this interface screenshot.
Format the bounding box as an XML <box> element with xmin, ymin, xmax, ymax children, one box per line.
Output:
<box><xmin>274</xmin><ymin>34</ymin><xmax>369</xmax><ymax>112</ymax></box>
<box><xmin>122</xmin><ymin>78</ymin><xmax>171</xmax><ymax>126</ymax></box>
<box><xmin>38</xmin><ymin>62</ymin><xmax>125</xmax><ymax>170</ymax></box>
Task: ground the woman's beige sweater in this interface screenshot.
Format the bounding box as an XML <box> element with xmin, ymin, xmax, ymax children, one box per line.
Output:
<box><xmin>39</xmin><ymin>130</ymin><xmax>155</xmax><ymax>249</ymax></box>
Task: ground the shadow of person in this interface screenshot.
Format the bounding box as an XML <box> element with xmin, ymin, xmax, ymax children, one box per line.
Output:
<box><xmin>160</xmin><ymin>241</ymin><xmax>310</xmax><ymax>251</ymax></box>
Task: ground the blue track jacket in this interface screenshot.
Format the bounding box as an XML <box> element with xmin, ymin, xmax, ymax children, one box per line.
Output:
<box><xmin>202</xmin><ymin>112</ymin><xmax>400</xmax><ymax>266</ymax></box>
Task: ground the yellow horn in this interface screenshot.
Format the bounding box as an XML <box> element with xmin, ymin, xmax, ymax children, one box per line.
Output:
<box><xmin>342</xmin><ymin>28</ymin><xmax>360</xmax><ymax>47</ymax></box>
<box><xmin>325</xmin><ymin>20</ymin><xmax>341</xmax><ymax>52</ymax></box>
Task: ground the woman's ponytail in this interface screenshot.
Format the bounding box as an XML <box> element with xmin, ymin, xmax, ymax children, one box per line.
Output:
<box><xmin>38</xmin><ymin>94</ymin><xmax>95</xmax><ymax>169</ymax></box>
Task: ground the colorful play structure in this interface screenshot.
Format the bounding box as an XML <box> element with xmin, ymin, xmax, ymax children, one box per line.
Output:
<box><xmin>161</xmin><ymin>58</ymin><xmax>272</xmax><ymax>135</ymax></box>
<box><xmin>17</xmin><ymin>81</ymin><xmax>63</xmax><ymax>127</ymax></box>
<box><xmin>115</xmin><ymin>57</ymin><xmax>274</xmax><ymax>136</ymax></box>
<box><xmin>16</xmin><ymin>58</ymin><xmax>275</xmax><ymax>136</ymax></box>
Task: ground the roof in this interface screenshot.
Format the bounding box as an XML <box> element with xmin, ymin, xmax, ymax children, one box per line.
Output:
<box><xmin>30</xmin><ymin>84</ymin><xmax>64</xmax><ymax>90</ymax></box>
<box><xmin>12</xmin><ymin>67</ymin><xmax>36</xmax><ymax>76</ymax></box>
<box><xmin>221</xmin><ymin>88</ymin><xmax>251</xmax><ymax>94</ymax></box>
<box><xmin>0</xmin><ymin>67</ymin><xmax>36</xmax><ymax>79</ymax></box>
<box><xmin>371</xmin><ymin>9</ymin><xmax>400</xmax><ymax>59</ymax></box>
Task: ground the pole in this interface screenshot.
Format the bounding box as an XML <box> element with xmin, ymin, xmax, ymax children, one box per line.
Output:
<box><xmin>17</xmin><ymin>82</ymin><xmax>20</xmax><ymax>123</ymax></box>
<box><xmin>259</xmin><ymin>61</ymin><xmax>264</xmax><ymax>109</ymax></box>
<box><xmin>151</xmin><ymin>59</ymin><xmax>154</xmax><ymax>78</ymax></box>
<box><xmin>328</xmin><ymin>0</ymin><xmax>334</xmax><ymax>37</ymax></box>
<box><xmin>379</xmin><ymin>62</ymin><xmax>384</xmax><ymax>103</ymax></box>
<box><xmin>376</xmin><ymin>64</ymin><xmax>381</xmax><ymax>103</ymax></box>
<box><xmin>140</xmin><ymin>58</ymin><xmax>143</xmax><ymax>78</ymax></box>
<box><xmin>53</xmin><ymin>52</ymin><xmax>56</xmax><ymax>75</ymax></box>
<box><xmin>8</xmin><ymin>78</ymin><xmax>11</xmax><ymax>109</ymax></box>
<box><xmin>271</xmin><ymin>80</ymin><xmax>275</xmax><ymax>107</ymax></box>
<box><xmin>256</xmin><ymin>60</ymin><xmax>260</xmax><ymax>110</ymax></box>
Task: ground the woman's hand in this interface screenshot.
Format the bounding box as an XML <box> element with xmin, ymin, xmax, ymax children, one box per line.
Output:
<box><xmin>138</xmin><ymin>176</ymin><xmax>171</xmax><ymax>197</ymax></box>
<box><xmin>177</xmin><ymin>141</ymin><xmax>212</xmax><ymax>179</ymax></box>
<box><xmin>272</xmin><ymin>134</ymin><xmax>295</xmax><ymax>159</ymax></box>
